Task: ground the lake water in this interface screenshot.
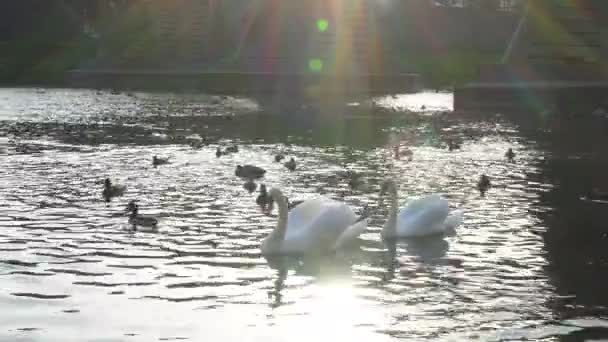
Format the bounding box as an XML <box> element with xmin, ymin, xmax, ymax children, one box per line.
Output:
<box><xmin>1</xmin><ymin>88</ymin><xmax>608</xmax><ymax>341</ymax></box>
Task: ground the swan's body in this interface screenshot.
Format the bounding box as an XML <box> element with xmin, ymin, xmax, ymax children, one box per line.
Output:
<box><xmin>103</xmin><ymin>178</ymin><xmax>126</xmax><ymax>202</ymax></box>
<box><xmin>262</xmin><ymin>188</ymin><xmax>367</xmax><ymax>255</ymax></box>
<box><xmin>380</xmin><ymin>180</ymin><xmax>463</xmax><ymax>239</ymax></box>
<box><xmin>126</xmin><ymin>201</ymin><xmax>158</xmax><ymax>232</ymax></box>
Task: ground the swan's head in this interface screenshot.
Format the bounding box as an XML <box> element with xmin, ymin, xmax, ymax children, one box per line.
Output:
<box><xmin>268</xmin><ymin>188</ymin><xmax>287</xmax><ymax>206</ymax></box>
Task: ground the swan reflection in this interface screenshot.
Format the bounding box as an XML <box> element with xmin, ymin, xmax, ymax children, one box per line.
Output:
<box><xmin>383</xmin><ymin>236</ymin><xmax>450</xmax><ymax>281</ymax></box>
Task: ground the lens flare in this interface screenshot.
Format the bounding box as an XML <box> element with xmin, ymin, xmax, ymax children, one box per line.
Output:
<box><xmin>309</xmin><ymin>58</ymin><xmax>324</xmax><ymax>72</ymax></box>
<box><xmin>316</xmin><ymin>19</ymin><xmax>329</xmax><ymax>33</ymax></box>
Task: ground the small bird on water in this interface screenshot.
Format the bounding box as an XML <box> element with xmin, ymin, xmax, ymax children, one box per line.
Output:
<box><xmin>102</xmin><ymin>178</ymin><xmax>126</xmax><ymax>202</ymax></box>
<box><xmin>235</xmin><ymin>165</ymin><xmax>266</xmax><ymax>179</ymax></box>
<box><xmin>505</xmin><ymin>148</ymin><xmax>515</xmax><ymax>163</ymax></box>
<box><xmin>244</xmin><ymin>179</ymin><xmax>257</xmax><ymax>193</ymax></box>
<box><xmin>225</xmin><ymin>145</ymin><xmax>239</xmax><ymax>153</ymax></box>
<box><xmin>477</xmin><ymin>174</ymin><xmax>491</xmax><ymax>196</ymax></box>
<box><xmin>152</xmin><ymin>156</ymin><xmax>170</xmax><ymax>167</ymax></box>
<box><xmin>256</xmin><ymin>184</ymin><xmax>274</xmax><ymax>213</ymax></box>
<box><xmin>274</xmin><ymin>154</ymin><xmax>285</xmax><ymax>163</ymax></box>
<box><xmin>284</xmin><ymin>158</ymin><xmax>296</xmax><ymax>171</ymax></box>
<box><xmin>126</xmin><ymin>201</ymin><xmax>158</xmax><ymax>231</ymax></box>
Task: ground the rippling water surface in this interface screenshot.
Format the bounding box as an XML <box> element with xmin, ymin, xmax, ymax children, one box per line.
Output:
<box><xmin>1</xmin><ymin>88</ymin><xmax>608</xmax><ymax>341</ymax></box>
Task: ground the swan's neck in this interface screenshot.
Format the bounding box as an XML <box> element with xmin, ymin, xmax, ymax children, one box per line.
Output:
<box><xmin>265</xmin><ymin>194</ymin><xmax>289</xmax><ymax>250</ymax></box>
<box><xmin>382</xmin><ymin>187</ymin><xmax>399</xmax><ymax>238</ymax></box>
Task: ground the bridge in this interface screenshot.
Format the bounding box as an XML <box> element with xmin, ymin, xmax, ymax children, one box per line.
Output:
<box><xmin>68</xmin><ymin>0</ymin><xmax>421</xmax><ymax>97</ymax></box>
<box><xmin>455</xmin><ymin>0</ymin><xmax>608</xmax><ymax>112</ymax></box>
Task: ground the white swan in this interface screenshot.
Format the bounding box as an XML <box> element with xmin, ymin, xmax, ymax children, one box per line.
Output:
<box><xmin>380</xmin><ymin>180</ymin><xmax>463</xmax><ymax>239</ymax></box>
<box><xmin>262</xmin><ymin>188</ymin><xmax>368</xmax><ymax>255</ymax></box>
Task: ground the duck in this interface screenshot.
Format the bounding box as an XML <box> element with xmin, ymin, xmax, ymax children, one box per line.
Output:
<box><xmin>379</xmin><ymin>180</ymin><xmax>463</xmax><ymax>239</ymax></box>
<box><xmin>477</xmin><ymin>174</ymin><xmax>491</xmax><ymax>195</ymax></box>
<box><xmin>125</xmin><ymin>201</ymin><xmax>158</xmax><ymax>231</ymax></box>
<box><xmin>235</xmin><ymin>165</ymin><xmax>266</xmax><ymax>179</ymax></box>
<box><xmin>152</xmin><ymin>156</ymin><xmax>170</xmax><ymax>167</ymax></box>
<box><xmin>102</xmin><ymin>178</ymin><xmax>126</xmax><ymax>202</ymax></box>
<box><xmin>393</xmin><ymin>145</ymin><xmax>414</xmax><ymax>161</ymax></box>
<box><xmin>505</xmin><ymin>148</ymin><xmax>515</xmax><ymax>162</ymax></box>
<box><xmin>216</xmin><ymin>147</ymin><xmax>224</xmax><ymax>158</ymax></box>
<box><xmin>261</xmin><ymin>188</ymin><xmax>368</xmax><ymax>255</ymax></box>
<box><xmin>190</xmin><ymin>140</ymin><xmax>204</xmax><ymax>149</ymax></box>
<box><xmin>283</xmin><ymin>158</ymin><xmax>296</xmax><ymax>171</ymax></box>
<box><xmin>256</xmin><ymin>184</ymin><xmax>274</xmax><ymax>213</ymax></box>
<box><xmin>274</xmin><ymin>154</ymin><xmax>285</xmax><ymax>163</ymax></box>
<box><xmin>244</xmin><ymin>179</ymin><xmax>257</xmax><ymax>193</ymax></box>
<box><xmin>447</xmin><ymin>140</ymin><xmax>461</xmax><ymax>151</ymax></box>
<box><xmin>225</xmin><ymin>145</ymin><xmax>239</xmax><ymax>153</ymax></box>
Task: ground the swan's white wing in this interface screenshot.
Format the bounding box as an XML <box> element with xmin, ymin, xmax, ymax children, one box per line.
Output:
<box><xmin>284</xmin><ymin>201</ymin><xmax>357</xmax><ymax>249</ymax></box>
<box><xmin>333</xmin><ymin>218</ymin><xmax>368</xmax><ymax>250</ymax></box>
<box><xmin>444</xmin><ymin>209</ymin><xmax>464</xmax><ymax>231</ymax></box>
<box><xmin>286</xmin><ymin>197</ymin><xmax>338</xmax><ymax>233</ymax></box>
<box><xmin>396</xmin><ymin>194</ymin><xmax>450</xmax><ymax>237</ymax></box>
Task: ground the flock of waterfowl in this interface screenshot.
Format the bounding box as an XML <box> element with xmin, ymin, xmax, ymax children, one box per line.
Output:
<box><xmin>103</xmin><ymin>140</ymin><xmax>518</xmax><ymax>257</ymax></box>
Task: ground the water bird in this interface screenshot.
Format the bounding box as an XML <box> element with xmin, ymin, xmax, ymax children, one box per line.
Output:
<box><xmin>216</xmin><ymin>147</ymin><xmax>224</xmax><ymax>158</ymax></box>
<box><xmin>244</xmin><ymin>179</ymin><xmax>257</xmax><ymax>193</ymax></box>
<box><xmin>102</xmin><ymin>178</ymin><xmax>126</xmax><ymax>202</ymax></box>
<box><xmin>235</xmin><ymin>165</ymin><xmax>266</xmax><ymax>179</ymax></box>
<box><xmin>256</xmin><ymin>184</ymin><xmax>274</xmax><ymax>213</ymax></box>
<box><xmin>126</xmin><ymin>201</ymin><xmax>158</xmax><ymax>231</ymax></box>
<box><xmin>152</xmin><ymin>156</ymin><xmax>170</xmax><ymax>166</ymax></box>
<box><xmin>448</xmin><ymin>140</ymin><xmax>461</xmax><ymax>151</ymax></box>
<box><xmin>505</xmin><ymin>148</ymin><xmax>515</xmax><ymax>162</ymax></box>
<box><xmin>225</xmin><ymin>145</ymin><xmax>239</xmax><ymax>153</ymax></box>
<box><xmin>477</xmin><ymin>174</ymin><xmax>491</xmax><ymax>195</ymax></box>
<box><xmin>344</xmin><ymin>171</ymin><xmax>366</xmax><ymax>190</ymax></box>
<box><xmin>190</xmin><ymin>140</ymin><xmax>204</xmax><ymax>149</ymax></box>
<box><xmin>274</xmin><ymin>154</ymin><xmax>285</xmax><ymax>163</ymax></box>
<box><xmin>379</xmin><ymin>180</ymin><xmax>463</xmax><ymax>239</ymax></box>
<box><xmin>261</xmin><ymin>188</ymin><xmax>368</xmax><ymax>255</ymax></box>
<box><xmin>283</xmin><ymin>158</ymin><xmax>296</xmax><ymax>171</ymax></box>
<box><xmin>393</xmin><ymin>145</ymin><xmax>414</xmax><ymax>161</ymax></box>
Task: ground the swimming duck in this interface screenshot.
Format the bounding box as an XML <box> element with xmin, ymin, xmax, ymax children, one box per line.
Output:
<box><xmin>102</xmin><ymin>178</ymin><xmax>126</xmax><ymax>202</ymax></box>
<box><xmin>126</xmin><ymin>201</ymin><xmax>158</xmax><ymax>231</ymax></box>
<box><xmin>274</xmin><ymin>154</ymin><xmax>285</xmax><ymax>163</ymax></box>
<box><xmin>216</xmin><ymin>147</ymin><xmax>224</xmax><ymax>158</ymax></box>
<box><xmin>235</xmin><ymin>165</ymin><xmax>266</xmax><ymax>179</ymax></box>
<box><xmin>244</xmin><ymin>179</ymin><xmax>257</xmax><ymax>193</ymax></box>
<box><xmin>225</xmin><ymin>145</ymin><xmax>239</xmax><ymax>153</ymax></box>
<box><xmin>393</xmin><ymin>145</ymin><xmax>414</xmax><ymax>161</ymax></box>
<box><xmin>477</xmin><ymin>174</ymin><xmax>491</xmax><ymax>196</ymax></box>
<box><xmin>190</xmin><ymin>140</ymin><xmax>204</xmax><ymax>149</ymax></box>
<box><xmin>505</xmin><ymin>148</ymin><xmax>515</xmax><ymax>162</ymax></box>
<box><xmin>448</xmin><ymin>140</ymin><xmax>461</xmax><ymax>151</ymax></box>
<box><xmin>256</xmin><ymin>184</ymin><xmax>274</xmax><ymax>213</ymax></box>
<box><xmin>283</xmin><ymin>158</ymin><xmax>296</xmax><ymax>171</ymax></box>
<box><xmin>152</xmin><ymin>156</ymin><xmax>170</xmax><ymax>167</ymax></box>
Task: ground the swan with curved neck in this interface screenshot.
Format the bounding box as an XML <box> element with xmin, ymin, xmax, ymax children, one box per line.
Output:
<box><xmin>380</xmin><ymin>180</ymin><xmax>462</xmax><ymax>239</ymax></box>
<box><xmin>262</xmin><ymin>188</ymin><xmax>367</xmax><ymax>255</ymax></box>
